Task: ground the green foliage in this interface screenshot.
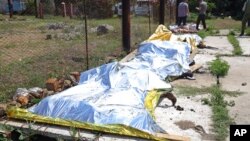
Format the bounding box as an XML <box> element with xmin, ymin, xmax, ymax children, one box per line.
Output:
<box><xmin>76</xmin><ymin>0</ymin><xmax>114</xmax><ymax>19</ymax></box>
<box><xmin>227</xmin><ymin>34</ymin><xmax>242</xmax><ymax>55</ymax></box>
<box><xmin>197</xmin><ymin>26</ymin><xmax>215</xmax><ymax>38</ymax></box>
<box><xmin>209</xmin><ymin>59</ymin><xmax>230</xmax><ymax>77</ymax></box>
<box><xmin>245</xmin><ymin>28</ymin><xmax>250</xmax><ymax>36</ymax></box>
<box><xmin>175</xmin><ymin>85</ymin><xmax>243</xmax><ymax>97</ymax></box>
<box><xmin>210</xmin><ymin>86</ymin><xmax>233</xmax><ymax>141</ymax></box>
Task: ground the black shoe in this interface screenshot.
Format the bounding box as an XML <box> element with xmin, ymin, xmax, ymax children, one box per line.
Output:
<box><xmin>239</xmin><ymin>33</ymin><xmax>244</xmax><ymax>36</ymax></box>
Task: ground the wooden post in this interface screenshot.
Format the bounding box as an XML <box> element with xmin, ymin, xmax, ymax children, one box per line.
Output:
<box><xmin>61</xmin><ymin>2</ymin><xmax>66</xmax><ymax>17</ymax></box>
<box><xmin>34</xmin><ymin>0</ymin><xmax>38</xmax><ymax>18</ymax></box>
<box><xmin>69</xmin><ymin>3</ymin><xmax>73</xmax><ymax>18</ymax></box>
<box><xmin>122</xmin><ymin>0</ymin><xmax>131</xmax><ymax>53</ymax></box>
<box><xmin>7</xmin><ymin>0</ymin><xmax>13</xmax><ymax>18</ymax></box>
<box><xmin>39</xmin><ymin>2</ymin><xmax>44</xmax><ymax>19</ymax></box>
<box><xmin>159</xmin><ymin>0</ymin><xmax>165</xmax><ymax>25</ymax></box>
<box><xmin>148</xmin><ymin>0</ymin><xmax>151</xmax><ymax>35</ymax></box>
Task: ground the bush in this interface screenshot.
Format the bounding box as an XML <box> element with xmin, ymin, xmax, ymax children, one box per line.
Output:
<box><xmin>209</xmin><ymin>58</ymin><xmax>230</xmax><ymax>85</ymax></box>
<box><xmin>209</xmin><ymin>59</ymin><xmax>230</xmax><ymax>77</ymax></box>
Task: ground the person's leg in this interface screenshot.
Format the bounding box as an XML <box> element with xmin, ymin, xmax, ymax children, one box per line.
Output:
<box><xmin>241</xmin><ymin>15</ymin><xmax>247</xmax><ymax>36</ymax></box>
<box><xmin>196</xmin><ymin>15</ymin><xmax>201</xmax><ymax>30</ymax></box>
<box><xmin>201</xmin><ymin>14</ymin><xmax>207</xmax><ymax>29</ymax></box>
<box><xmin>178</xmin><ymin>17</ymin><xmax>182</xmax><ymax>26</ymax></box>
<box><xmin>183</xmin><ymin>16</ymin><xmax>187</xmax><ymax>26</ymax></box>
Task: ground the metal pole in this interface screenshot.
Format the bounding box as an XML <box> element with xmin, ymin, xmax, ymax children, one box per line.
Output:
<box><xmin>122</xmin><ymin>0</ymin><xmax>131</xmax><ymax>53</ymax></box>
<box><xmin>84</xmin><ymin>0</ymin><xmax>89</xmax><ymax>70</ymax></box>
<box><xmin>148</xmin><ymin>0</ymin><xmax>151</xmax><ymax>35</ymax></box>
<box><xmin>159</xmin><ymin>0</ymin><xmax>165</xmax><ymax>25</ymax></box>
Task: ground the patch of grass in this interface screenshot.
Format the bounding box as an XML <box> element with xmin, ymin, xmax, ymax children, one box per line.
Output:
<box><xmin>175</xmin><ymin>85</ymin><xmax>243</xmax><ymax>97</ymax></box>
<box><xmin>227</xmin><ymin>34</ymin><xmax>242</xmax><ymax>55</ymax></box>
<box><xmin>245</xmin><ymin>28</ymin><xmax>250</xmax><ymax>36</ymax></box>
<box><xmin>206</xmin><ymin>17</ymin><xmax>241</xmax><ymax>30</ymax></box>
<box><xmin>4</xmin><ymin>43</ymin><xmax>16</xmax><ymax>49</ymax></box>
<box><xmin>197</xmin><ymin>26</ymin><xmax>216</xmax><ymax>38</ymax></box>
<box><xmin>210</xmin><ymin>86</ymin><xmax>233</xmax><ymax>141</ymax></box>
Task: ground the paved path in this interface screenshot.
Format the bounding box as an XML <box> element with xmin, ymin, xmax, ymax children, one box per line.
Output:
<box><xmin>174</xmin><ymin>33</ymin><xmax>250</xmax><ymax>139</ymax></box>
<box><xmin>221</xmin><ymin>57</ymin><xmax>250</xmax><ymax>124</ymax></box>
<box><xmin>202</xmin><ymin>36</ymin><xmax>233</xmax><ymax>55</ymax></box>
<box><xmin>237</xmin><ymin>36</ymin><xmax>250</xmax><ymax>55</ymax></box>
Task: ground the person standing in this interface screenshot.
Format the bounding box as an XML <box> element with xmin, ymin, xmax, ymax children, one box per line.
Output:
<box><xmin>196</xmin><ymin>0</ymin><xmax>207</xmax><ymax>30</ymax></box>
<box><xmin>240</xmin><ymin>0</ymin><xmax>250</xmax><ymax>36</ymax></box>
<box><xmin>177</xmin><ymin>0</ymin><xmax>189</xmax><ymax>26</ymax></box>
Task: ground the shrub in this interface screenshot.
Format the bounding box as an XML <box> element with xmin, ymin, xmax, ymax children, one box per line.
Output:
<box><xmin>209</xmin><ymin>58</ymin><xmax>230</xmax><ymax>85</ymax></box>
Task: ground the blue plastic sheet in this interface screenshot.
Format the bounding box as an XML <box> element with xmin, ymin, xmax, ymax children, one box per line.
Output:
<box><xmin>29</xmin><ymin>40</ymin><xmax>191</xmax><ymax>134</ymax></box>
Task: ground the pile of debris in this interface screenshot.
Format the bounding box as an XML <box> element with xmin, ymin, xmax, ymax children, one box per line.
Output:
<box><xmin>169</xmin><ymin>24</ymin><xmax>198</xmax><ymax>34</ymax></box>
<box><xmin>3</xmin><ymin>72</ymin><xmax>80</xmax><ymax>110</ymax></box>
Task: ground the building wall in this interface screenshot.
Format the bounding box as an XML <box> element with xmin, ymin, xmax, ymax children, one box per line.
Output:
<box><xmin>0</xmin><ymin>0</ymin><xmax>8</xmax><ymax>13</ymax></box>
<box><xmin>0</xmin><ymin>0</ymin><xmax>26</xmax><ymax>13</ymax></box>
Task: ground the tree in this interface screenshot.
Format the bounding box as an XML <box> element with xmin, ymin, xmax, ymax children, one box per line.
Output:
<box><xmin>209</xmin><ymin>58</ymin><xmax>230</xmax><ymax>85</ymax></box>
<box><xmin>76</xmin><ymin>0</ymin><xmax>114</xmax><ymax>18</ymax></box>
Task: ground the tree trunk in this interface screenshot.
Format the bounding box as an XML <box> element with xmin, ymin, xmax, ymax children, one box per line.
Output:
<box><xmin>216</xmin><ymin>75</ymin><xmax>220</xmax><ymax>85</ymax></box>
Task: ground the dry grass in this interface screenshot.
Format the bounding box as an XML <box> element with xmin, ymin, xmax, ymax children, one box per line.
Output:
<box><xmin>207</xmin><ymin>17</ymin><xmax>241</xmax><ymax>30</ymax></box>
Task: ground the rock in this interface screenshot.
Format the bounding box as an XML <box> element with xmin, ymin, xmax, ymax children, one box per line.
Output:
<box><xmin>68</xmin><ymin>75</ymin><xmax>78</xmax><ymax>86</ymax></box>
<box><xmin>97</xmin><ymin>25</ymin><xmax>108</xmax><ymax>35</ymax></box>
<box><xmin>58</xmin><ymin>78</ymin><xmax>65</xmax><ymax>88</ymax></box>
<box><xmin>242</xmin><ymin>82</ymin><xmax>247</xmax><ymax>86</ymax></box>
<box><xmin>70</xmin><ymin>72</ymin><xmax>80</xmax><ymax>82</ymax></box>
<box><xmin>64</xmin><ymin>80</ymin><xmax>72</xmax><ymax>89</ymax></box>
<box><xmin>46</xmin><ymin>34</ymin><xmax>52</xmax><ymax>40</ymax></box>
<box><xmin>47</xmin><ymin>91</ymin><xmax>55</xmax><ymax>96</ymax></box>
<box><xmin>42</xmin><ymin>89</ymin><xmax>48</xmax><ymax>98</ymax></box>
<box><xmin>0</xmin><ymin>107</ymin><xmax>6</xmax><ymax>117</ymax></box>
<box><xmin>96</xmin><ymin>24</ymin><xmax>114</xmax><ymax>36</ymax></box>
<box><xmin>175</xmin><ymin>105</ymin><xmax>184</xmax><ymax>111</ymax></box>
<box><xmin>13</xmin><ymin>88</ymin><xmax>29</xmax><ymax>101</ymax></box>
<box><xmin>28</xmin><ymin>87</ymin><xmax>43</xmax><ymax>93</ymax></box>
<box><xmin>46</xmin><ymin>78</ymin><xmax>59</xmax><ymax>91</ymax></box>
<box><xmin>29</xmin><ymin>92</ymin><xmax>41</xmax><ymax>98</ymax></box>
<box><xmin>17</xmin><ymin>96</ymin><xmax>29</xmax><ymax>106</ymax></box>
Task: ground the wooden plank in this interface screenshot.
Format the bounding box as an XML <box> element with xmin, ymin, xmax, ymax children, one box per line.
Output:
<box><xmin>0</xmin><ymin>119</ymin><xmax>190</xmax><ymax>141</ymax></box>
<box><xmin>0</xmin><ymin>119</ymin><xmax>97</xmax><ymax>140</ymax></box>
<box><xmin>119</xmin><ymin>49</ymin><xmax>137</xmax><ymax>63</ymax></box>
<box><xmin>156</xmin><ymin>133</ymin><xmax>190</xmax><ymax>141</ymax></box>
<box><xmin>190</xmin><ymin>63</ymin><xmax>202</xmax><ymax>72</ymax></box>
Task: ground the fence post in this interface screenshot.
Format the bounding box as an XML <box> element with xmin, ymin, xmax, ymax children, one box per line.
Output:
<box><xmin>39</xmin><ymin>2</ymin><xmax>44</xmax><ymax>19</ymax></box>
<box><xmin>61</xmin><ymin>2</ymin><xmax>66</xmax><ymax>17</ymax></box>
<box><xmin>34</xmin><ymin>0</ymin><xmax>38</xmax><ymax>18</ymax></box>
<box><xmin>69</xmin><ymin>3</ymin><xmax>73</xmax><ymax>18</ymax></box>
<box><xmin>84</xmin><ymin>0</ymin><xmax>89</xmax><ymax>70</ymax></box>
<box><xmin>122</xmin><ymin>0</ymin><xmax>131</xmax><ymax>53</ymax></box>
<box><xmin>159</xmin><ymin>0</ymin><xmax>165</xmax><ymax>25</ymax></box>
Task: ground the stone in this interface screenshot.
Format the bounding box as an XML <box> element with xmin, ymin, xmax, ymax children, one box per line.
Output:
<box><xmin>46</xmin><ymin>78</ymin><xmax>59</xmax><ymax>91</ymax></box>
<box><xmin>64</xmin><ymin>80</ymin><xmax>72</xmax><ymax>89</ymax></box>
<box><xmin>17</xmin><ymin>96</ymin><xmax>29</xmax><ymax>106</ymax></box>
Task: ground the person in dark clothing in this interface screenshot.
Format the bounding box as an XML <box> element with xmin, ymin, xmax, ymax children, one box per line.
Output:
<box><xmin>196</xmin><ymin>0</ymin><xmax>207</xmax><ymax>30</ymax></box>
<box><xmin>240</xmin><ymin>0</ymin><xmax>250</xmax><ymax>36</ymax></box>
<box><xmin>177</xmin><ymin>0</ymin><xmax>189</xmax><ymax>26</ymax></box>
